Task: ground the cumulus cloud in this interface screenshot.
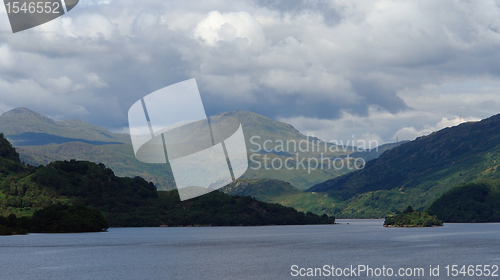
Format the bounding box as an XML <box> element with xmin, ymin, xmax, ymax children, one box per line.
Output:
<box><xmin>393</xmin><ymin>126</ymin><xmax>436</xmax><ymax>142</ymax></box>
<box><xmin>435</xmin><ymin>116</ymin><xmax>479</xmax><ymax>131</ymax></box>
<box><xmin>392</xmin><ymin>116</ymin><xmax>481</xmax><ymax>142</ymax></box>
<box><xmin>0</xmin><ymin>0</ymin><xmax>500</xmax><ymax>144</ymax></box>
<box><xmin>86</xmin><ymin>73</ymin><xmax>108</xmax><ymax>88</ymax></box>
<box><xmin>280</xmin><ymin>106</ymin><xmax>483</xmax><ymax>145</ymax></box>
<box><xmin>194</xmin><ymin>11</ymin><xmax>266</xmax><ymax>47</ymax></box>
<box><xmin>64</xmin><ymin>13</ymin><xmax>119</xmax><ymax>39</ymax></box>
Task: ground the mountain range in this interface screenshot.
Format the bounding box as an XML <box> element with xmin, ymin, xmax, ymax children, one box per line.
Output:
<box><xmin>0</xmin><ymin>108</ymin><xmax>395</xmax><ymax>191</ymax></box>
<box><xmin>0</xmin><ymin>107</ymin><xmax>130</xmax><ymax>143</ymax></box>
<box><xmin>1</xmin><ymin>107</ymin><xmax>499</xmax><ymax>220</ymax></box>
<box><xmin>307</xmin><ymin>113</ymin><xmax>500</xmax><ymax>217</ymax></box>
<box><xmin>0</xmin><ymin>134</ymin><xmax>334</xmax><ymax>227</ymax></box>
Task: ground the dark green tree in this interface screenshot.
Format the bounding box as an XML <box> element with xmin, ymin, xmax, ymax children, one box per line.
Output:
<box><xmin>0</xmin><ymin>133</ymin><xmax>20</xmax><ymax>163</ymax></box>
<box><xmin>403</xmin><ymin>205</ymin><xmax>414</xmax><ymax>214</ymax></box>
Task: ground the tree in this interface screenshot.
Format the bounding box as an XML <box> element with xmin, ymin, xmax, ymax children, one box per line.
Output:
<box><xmin>0</xmin><ymin>133</ymin><xmax>20</xmax><ymax>162</ymax></box>
<box><xmin>403</xmin><ymin>205</ymin><xmax>414</xmax><ymax>214</ymax></box>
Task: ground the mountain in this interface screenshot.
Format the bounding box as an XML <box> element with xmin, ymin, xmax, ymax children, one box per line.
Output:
<box><xmin>1</xmin><ymin>108</ymin><xmax>395</xmax><ymax>190</ymax></box>
<box><xmin>221</xmin><ymin>179</ymin><xmax>339</xmax><ymax>213</ymax></box>
<box><xmin>205</xmin><ymin>111</ymin><xmax>358</xmax><ymax>189</ymax></box>
<box><xmin>346</xmin><ymin>141</ymin><xmax>408</xmax><ymax>162</ymax></box>
<box><xmin>0</xmin><ymin>134</ymin><xmax>335</xmax><ymax>227</ymax></box>
<box><xmin>222</xmin><ymin>179</ymin><xmax>303</xmax><ymax>201</ymax></box>
<box><xmin>0</xmin><ymin>108</ymin><xmax>176</xmax><ymax>189</ymax></box>
<box><xmin>0</xmin><ymin>107</ymin><xmax>130</xmax><ymax>144</ymax></box>
<box><xmin>16</xmin><ymin>142</ymin><xmax>176</xmax><ymax>190</ymax></box>
<box><xmin>307</xmin><ymin>114</ymin><xmax>500</xmax><ymax>218</ymax></box>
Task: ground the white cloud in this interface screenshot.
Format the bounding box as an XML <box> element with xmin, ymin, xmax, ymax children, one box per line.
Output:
<box><xmin>0</xmin><ymin>78</ymin><xmax>79</xmax><ymax>115</ymax></box>
<box><xmin>392</xmin><ymin>115</ymin><xmax>481</xmax><ymax>141</ymax></box>
<box><xmin>1</xmin><ymin>0</ymin><xmax>500</xmax><ymax>141</ymax></box>
<box><xmin>79</xmin><ymin>0</ymin><xmax>113</xmax><ymax>7</ymax></box>
<box><xmin>280</xmin><ymin>103</ymin><xmax>485</xmax><ymax>145</ymax></box>
<box><xmin>435</xmin><ymin>116</ymin><xmax>480</xmax><ymax>131</ymax></box>
<box><xmin>194</xmin><ymin>11</ymin><xmax>266</xmax><ymax>47</ymax></box>
<box><xmin>86</xmin><ymin>73</ymin><xmax>108</xmax><ymax>88</ymax></box>
<box><xmin>393</xmin><ymin>126</ymin><xmax>436</xmax><ymax>142</ymax></box>
<box><xmin>67</xmin><ymin>13</ymin><xmax>118</xmax><ymax>39</ymax></box>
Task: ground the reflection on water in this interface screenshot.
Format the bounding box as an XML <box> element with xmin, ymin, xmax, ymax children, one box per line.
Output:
<box><xmin>0</xmin><ymin>220</ymin><xmax>499</xmax><ymax>279</ymax></box>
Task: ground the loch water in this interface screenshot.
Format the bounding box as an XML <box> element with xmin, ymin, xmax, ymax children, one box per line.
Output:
<box><xmin>1</xmin><ymin>219</ymin><xmax>499</xmax><ymax>279</ymax></box>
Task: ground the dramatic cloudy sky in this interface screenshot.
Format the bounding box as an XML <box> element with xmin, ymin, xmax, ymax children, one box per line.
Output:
<box><xmin>1</xmin><ymin>0</ymin><xmax>500</xmax><ymax>144</ymax></box>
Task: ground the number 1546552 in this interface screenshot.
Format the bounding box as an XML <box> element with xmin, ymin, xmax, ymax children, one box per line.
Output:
<box><xmin>5</xmin><ymin>1</ymin><xmax>60</xmax><ymax>14</ymax></box>
<box><xmin>445</xmin><ymin>265</ymin><xmax>499</xmax><ymax>277</ymax></box>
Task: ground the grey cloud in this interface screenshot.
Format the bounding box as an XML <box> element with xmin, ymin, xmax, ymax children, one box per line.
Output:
<box><xmin>251</xmin><ymin>0</ymin><xmax>342</xmax><ymax>26</ymax></box>
<box><xmin>201</xmin><ymin>88</ymin><xmax>346</xmax><ymax>120</ymax></box>
<box><xmin>350</xmin><ymin>79</ymin><xmax>408</xmax><ymax>114</ymax></box>
<box><xmin>1</xmin><ymin>0</ymin><xmax>500</xmax><ymax>141</ymax></box>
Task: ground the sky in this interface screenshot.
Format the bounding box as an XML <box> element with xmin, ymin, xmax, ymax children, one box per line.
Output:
<box><xmin>1</xmin><ymin>0</ymin><xmax>500</xmax><ymax>144</ymax></box>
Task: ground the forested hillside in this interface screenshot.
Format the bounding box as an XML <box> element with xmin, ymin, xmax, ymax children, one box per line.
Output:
<box><xmin>307</xmin><ymin>114</ymin><xmax>500</xmax><ymax>218</ymax></box>
<box><xmin>0</xmin><ymin>133</ymin><xmax>334</xmax><ymax>228</ymax></box>
<box><xmin>428</xmin><ymin>182</ymin><xmax>500</xmax><ymax>223</ymax></box>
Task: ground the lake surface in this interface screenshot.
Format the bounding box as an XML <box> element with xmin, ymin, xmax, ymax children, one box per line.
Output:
<box><xmin>1</xmin><ymin>219</ymin><xmax>499</xmax><ymax>279</ymax></box>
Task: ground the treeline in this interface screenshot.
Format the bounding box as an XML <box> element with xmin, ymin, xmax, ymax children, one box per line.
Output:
<box><xmin>428</xmin><ymin>182</ymin><xmax>500</xmax><ymax>223</ymax></box>
<box><xmin>0</xmin><ymin>133</ymin><xmax>335</xmax><ymax>228</ymax></box>
<box><xmin>0</xmin><ymin>204</ymin><xmax>108</xmax><ymax>235</ymax></box>
<box><xmin>384</xmin><ymin>205</ymin><xmax>443</xmax><ymax>227</ymax></box>
<box><xmin>153</xmin><ymin>190</ymin><xmax>334</xmax><ymax>227</ymax></box>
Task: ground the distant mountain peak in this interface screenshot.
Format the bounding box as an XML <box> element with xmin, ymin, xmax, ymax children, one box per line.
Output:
<box><xmin>0</xmin><ymin>107</ymin><xmax>129</xmax><ymax>143</ymax></box>
<box><xmin>3</xmin><ymin>107</ymin><xmax>35</xmax><ymax>114</ymax></box>
<box><xmin>1</xmin><ymin>107</ymin><xmax>58</xmax><ymax>131</ymax></box>
<box><xmin>217</xmin><ymin>110</ymin><xmax>305</xmax><ymax>139</ymax></box>
<box><xmin>2</xmin><ymin>107</ymin><xmax>55</xmax><ymax>121</ymax></box>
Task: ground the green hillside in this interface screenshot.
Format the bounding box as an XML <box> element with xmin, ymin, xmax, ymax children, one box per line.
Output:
<box><xmin>428</xmin><ymin>182</ymin><xmax>500</xmax><ymax>222</ymax></box>
<box><xmin>0</xmin><ymin>134</ymin><xmax>335</xmax><ymax>227</ymax></box>
<box><xmin>16</xmin><ymin>142</ymin><xmax>176</xmax><ymax>190</ymax></box>
<box><xmin>222</xmin><ymin>179</ymin><xmax>303</xmax><ymax>201</ymax></box>
<box><xmin>347</xmin><ymin>141</ymin><xmax>408</xmax><ymax>162</ymax></box>
<box><xmin>6</xmin><ymin>107</ymin><xmax>498</xmax><ymax>221</ymax></box>
<box><xmin>2</xmin><ymin>108</ymin><xmax>391</xmax><ymax>190</ymax></box>
<box><xmin>0</xmin><ymin>108</ymin><xmax>405</xmax><ymax>219</ymax></box>
<box><xmin>221</xmin><ymin>179</ymin><xmax>340</xmax><ymax>214</ymax></box>
<box><xmin>307</xmin><ymin>114</ymin><xmax>500</xmax><ymax>218</ymax></box>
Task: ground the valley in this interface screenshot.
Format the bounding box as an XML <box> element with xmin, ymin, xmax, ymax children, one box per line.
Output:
<box><xmin>2</xmin><ymin>107</ymin><xmax>500</xmax><ymax>221</ymax></box>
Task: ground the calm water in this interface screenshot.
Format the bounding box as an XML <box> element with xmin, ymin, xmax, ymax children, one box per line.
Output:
<box><xmin>1</xmin><ymin>220</ymin><xmax>499</xmax><ymax>279</ymax></box>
